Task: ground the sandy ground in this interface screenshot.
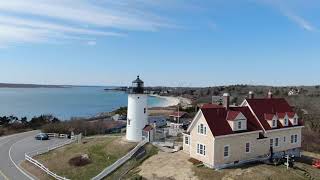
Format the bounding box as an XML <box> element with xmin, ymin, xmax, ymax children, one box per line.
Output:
<box><xmin>135</xmin><ymin>150</ymin><xmax>320</xmax><ymax>180</ymax></box>
<box><xmin>137</xmin><ymin>151</ymin><xmax>198</xmax><ymax>180</ymax></box>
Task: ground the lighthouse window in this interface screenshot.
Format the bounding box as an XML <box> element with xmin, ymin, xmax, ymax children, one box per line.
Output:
<box><xmin>144</xmin><ymin>108</ymin><xmax>146</xmax><ymax>114</ymax></box>
<box><xmin>128</xmin><ymin>119</ymin><xmax>131</xmax><ymax>125</ymax></box>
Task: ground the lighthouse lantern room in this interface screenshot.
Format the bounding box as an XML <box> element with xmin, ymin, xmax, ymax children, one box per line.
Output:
<box><xmin>126</xmin><ymin>76</ymin><xmax>148</xmax><ymax>142</ymax></box>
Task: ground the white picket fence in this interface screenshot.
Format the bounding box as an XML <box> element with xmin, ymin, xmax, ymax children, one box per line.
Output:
<box><xmin>25</xmin><ymin>137</ymin><xmax>76</xmax><ymax>180</ymax></box>
<box><xmin>47</xmin><ymin>133</ymin><xmax>72</xmax><ymax>139</ymax></box>
<box><xmin>91</xmin><ymin>139</ymin><xmax>148</xmax><ymax>180</ymax></box>
<box><xmin>25</xmin><ymin>154</ymin><xmax>69</xmax><ymax>180</ymax></box>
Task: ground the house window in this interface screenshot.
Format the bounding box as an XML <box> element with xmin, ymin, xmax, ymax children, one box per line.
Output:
<box><xmin>270</xmin><ymin>138</ymin><xmax>274</xmax><ymax>147</ymax></box>
<box><xmin>144</xmin><ymin>108</ymin><xmax>146</xmax><ymax>114</ymax></box>
<box><xmin>284</xmin><ymin>136</ymin><xmax>286</xmax><ymax>143</ymax></box>
<box><xmin>198</xmin><ymin>124</ymin><xmax>206</xmax><ymax>135</ymax></box>
<box><xmin>294</xmin><ymin>118</ymin><xmax>298</xmax><ymax>125</ymax></box>
<box><xmin>224</xmin><ymin>145</ymin><xmax>230</xmax><ymax>157</ymax></box>
<box><xmin>272</xmin><ymin>120</ymin><xmax>276</xmax><ymax>127</ymax></box>
<box><xmin>197</xmin><ymin>144</ymin><xmax>206</xmax><ymax>156</ymax></box>
<box><xmin>238</xmin><ymin>121</ymin><xmax>242</xmax><ymax>129</ymax></box>
<box><xmin>291</xmin><ymin>135</ymin><xmax>294</xmax><ymax>143</ymax></box>
<box><xmin>284</xmin><ymin>119</ymin><xmax>288</xmax><ymax>126</ymax></box>
<box><xmin>245</xmin><ymin>143</ymin><xmax>250</xmax><ymax>153</ymax></box>
<box><xmin>275</xmin><ymin>138</ymin><xmax>279</xmax><ymax>147</ymax></box>
<box><xmin>185</xmin><ymin>136</ymin><xmax>189</xmax><ymax>145</ymax></box>
<box><xmin>294</xmin><ymin>134</ymin><xmax>298</xmax><ymax>143</ymax></box>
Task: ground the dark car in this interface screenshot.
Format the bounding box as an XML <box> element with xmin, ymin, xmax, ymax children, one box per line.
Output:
<box><xmin>35</xmin><ymin>133</ymin><xmax>49</xmax><ymax>140</ymax></box>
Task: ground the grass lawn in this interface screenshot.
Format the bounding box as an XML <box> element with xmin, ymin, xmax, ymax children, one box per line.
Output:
<box><xmin>26</xmin><ymin>136</ymin><xmax>137</xmax><ymax>180</ymax></box>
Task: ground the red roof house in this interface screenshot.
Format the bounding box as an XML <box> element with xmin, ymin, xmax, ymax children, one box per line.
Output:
<box><xmin>183</xmin><ymin>91</ymin><xmax>304</xmax><ymax>170</ymax></box>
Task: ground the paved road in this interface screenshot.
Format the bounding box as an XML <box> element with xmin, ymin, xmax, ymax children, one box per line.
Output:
<box><xmin>0</xmin><ymin>131</ymin><xmax>69</xmax><ymax>180</ymax></box>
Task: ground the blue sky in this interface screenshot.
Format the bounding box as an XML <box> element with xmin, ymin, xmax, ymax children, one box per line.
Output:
<box><xmin>0</xmin><ymin>0</ymin><xmax>319</xmax><ymax>87</ymax></box>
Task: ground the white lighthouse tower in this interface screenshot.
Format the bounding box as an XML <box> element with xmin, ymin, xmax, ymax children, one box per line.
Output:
<box><xmin>126</xmin><ymin>76</ymin><xmax>148</xmax><ymax>142</ymax></box>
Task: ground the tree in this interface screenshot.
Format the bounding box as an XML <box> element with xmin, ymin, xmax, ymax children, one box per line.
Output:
<box><xmin>0</xmin><ymin>116</ymin><xmax>11</xmax><ymax>126</ymax></box>
<box><xmin>21</xmin><ymin>117</ymin><xmax>28</xmax><ymax>125</ymax></box>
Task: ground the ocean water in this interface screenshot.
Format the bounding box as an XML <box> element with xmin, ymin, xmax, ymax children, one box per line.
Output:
<box><xmin>0</xmin><ymin>87</ymin><xmax>167</xmax><ymax>120</ymax></box>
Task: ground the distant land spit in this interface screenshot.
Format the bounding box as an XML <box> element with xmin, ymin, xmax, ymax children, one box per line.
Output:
<box><xmin>0</xmin><ymin>83</ymin><xmax>67</xmax><ymax>88</ymax></box>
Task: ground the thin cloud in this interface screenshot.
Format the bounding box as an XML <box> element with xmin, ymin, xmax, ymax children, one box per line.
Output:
<box><xmin>0</xmin><ymin>0</ymin><xmax>175</xmax><ymax>47</ymax></box>
<box><xmin>0</xmin><ymin>0</ymin><xmax>172</xmax><ymax>31</ymax></box>
<box><xmin>259</xmin><ymin>0</ymin><xmax>317</xmax><ymax>32</ymax></box>
<box><xmin>282</xmin><ymin>10</ymin><xmax>315</xmax><ymax>32</ymax></box>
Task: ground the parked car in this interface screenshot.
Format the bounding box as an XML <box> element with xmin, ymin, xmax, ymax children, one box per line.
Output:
<box><xmin>35</xmin><ymin>133</ymin><xmax>49</xmax><ymax>140</ymax></box>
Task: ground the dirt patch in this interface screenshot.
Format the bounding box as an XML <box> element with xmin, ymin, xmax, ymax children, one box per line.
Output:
<box><xmin>69</xmin><ymin>154</ymin><xmax>91</xmax><ymax>167</ymax></box>
<box><xmin>137</xmin><ymin>151</ymin><xmax>198</xmax><ymax>180</ymax></box>
<box><xmin>135</xmin><ymin>150</ymin><xmax>319</xmax><ymax>180</ymax></box>
<box><xmin>193</xmin><ymin>162</ymin><xmax>316</xmax><ymax>180</ymax></box>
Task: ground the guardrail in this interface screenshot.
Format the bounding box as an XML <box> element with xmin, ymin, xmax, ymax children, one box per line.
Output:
<box><xmin>91</xmin><ymin>139</ymin><xmax>148</xmax><ymax>180</ymax></box>
<box><xmin>25</xmin><ymin>136</ymin><xmax>76</xmax><ymax>180</ymax></box>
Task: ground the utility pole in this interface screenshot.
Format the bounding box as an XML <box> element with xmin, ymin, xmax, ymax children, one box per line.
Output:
<box><xmin>285</xmin><ymin>155</ymin><xmax>289</xmax><ymax>170</ymax></box>
<box><xmin>177</xmin><ymin>103</ymin><xmax>180</xmax><ymax>124</ymax></box>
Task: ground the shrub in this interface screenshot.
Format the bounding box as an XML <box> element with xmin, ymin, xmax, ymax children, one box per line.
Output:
<box><xmin>0</xmin><ymin>128</ymin><xmax>4</xmax><ymax>136</ymax></box>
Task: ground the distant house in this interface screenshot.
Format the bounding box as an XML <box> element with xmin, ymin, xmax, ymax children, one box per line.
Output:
<box><xmin>183</xmin><ymin>91</ymin><xmax>303</xmax><ymax>169</ymax></box>
<box><xmin>288</xmin><ymin>88</ymin><xmax>300</xmax><ymax>96</ymax></box>
<box><xmin>148</xmin><ymin>116</ymin><xmax>167</xmax><ymax>127</ymax></box>
<box><xmin>169</xmin><ymin>111</ymin><xmax>187</xmax><ymax>122</ymax></box>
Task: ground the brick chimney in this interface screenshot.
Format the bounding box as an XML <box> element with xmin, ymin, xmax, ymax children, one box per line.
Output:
<box><xmin>223</xmin><ymin>93</ymin><xmax>230</xmax><ymax>109</ymax></box>
<box><xmin>268</xmin><ymin>90</ymin><xmax>273</xmax><ymax>99</ymax></box>
<box><xmin>248</xmin><ymin>91</ymin><xmax>254</xmax><ymax>99</ymax></box>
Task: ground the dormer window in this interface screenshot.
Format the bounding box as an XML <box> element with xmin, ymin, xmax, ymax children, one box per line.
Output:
<box><xmin>226</xmin><ymin>111</ymin><xmax>247</xmax><ymax>131</ymax></box>
<box><xmin>272</xmin><ymin>120</ymin><xmax>276</xmax><ymax>127</ymax></box>
<box><xmin>265</xmin><ymin>114</ymin><xmax>277</xmax><ymax>128</ymax></box>
<box><xmin>238</xmin><ymin>121</ymin><xmax>242</xmax><ymax>129</ymax></box>
<box><xmin>277</xmin><ymin>113</ymin><xmax>289</xmax><ymax>127</ymax></box>
<box><xmin>288</xmin><ymin>113</ymin><xmax>299</xmax><ymax>126</ymax></box>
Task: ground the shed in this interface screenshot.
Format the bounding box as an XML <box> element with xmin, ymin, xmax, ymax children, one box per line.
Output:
<box><xmin>142</xmin><ymin>125</ymin><xmax>155</xmax><ymax>142</ymax></box>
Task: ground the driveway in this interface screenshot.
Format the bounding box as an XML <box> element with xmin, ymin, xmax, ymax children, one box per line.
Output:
<box><xmin>0</xmin><ymin>131</ymin><xmax>69</xmax><ymax>180</ymax></box>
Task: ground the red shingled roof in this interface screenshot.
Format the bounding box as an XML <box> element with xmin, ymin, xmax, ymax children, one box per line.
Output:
<box><xmin>194</xmin><ymin>98</ymin><xmax>302</xmax><ymax>137</ymax></box>
<box><xmin>277</xmin><ymin>112</ymin><xmax>287</xmax><ymax>119</ymax></box>
<box><xmin>286</xmin><ymin>112</ymin><xmax>296</xmax><ymax>118</ymax></box>
<box><xmin>200</xmin><ymin>106</ymin><xmax>262</xmax><ymax>136</ymax></box>
<box><xmin>264</xmin><ymin>113</ymin><xmax>276</xmax><ymax>120</ymax></box>
<box><xmin>202</xmin><ymin>104</ymin><xmax>223</xmax><ymax>109</ymax></box>
<box><xmin>226</xmin><ymin>111</ymin><xmax>241</xmax><ymax>121</ymax></box>
<box><xmin>245</xmin><ymin>98</ymin><xmax>300</xmax><ymax>130</ymax></box>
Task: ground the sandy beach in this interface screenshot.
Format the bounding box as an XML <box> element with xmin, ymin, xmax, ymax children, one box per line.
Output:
<box><xmin>149</xmin><ymin>95</ymin><xmax>192</xmax><ymax>108</ymax></box>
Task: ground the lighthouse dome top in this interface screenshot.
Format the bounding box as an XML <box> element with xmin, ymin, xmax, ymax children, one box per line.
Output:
<box><xmin>132</xmin><ymin>76</ymin><xmax>144</xmax><ymax>84</ymax></box>
<box><xmin>131</xmin><ymin>76</ymin><xmax>144</xmax><ymax>94</ymax></box>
